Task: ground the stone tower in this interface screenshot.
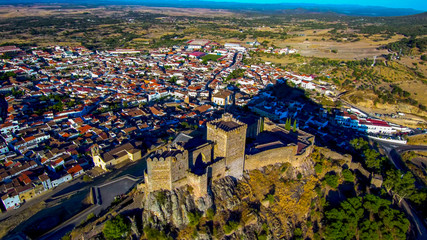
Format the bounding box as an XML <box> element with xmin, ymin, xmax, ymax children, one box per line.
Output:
<box><xmin>207</xmin><ymin>113</ymin><xmax>247</xmax><ymax>179</ymax></box>
<box><xmin>145</xmin><ymin>145</ymin><xmax>189</xmax><ymax>192</ymax></box>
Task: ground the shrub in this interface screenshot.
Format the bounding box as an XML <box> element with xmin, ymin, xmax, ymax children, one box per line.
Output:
<box><xmin>294</xmin><ymin>227</ymin><xmax>302</xmax><ymax>237</ymax></box>
<box><xmin>103</xmin><ymin>215</ymin><xmax>130</xmax><ymax>240</ymax></box>
<box><xmin>83</xmin><ymin>175</ymin><xmax>92</xmax><ymax>182</ymax></box>
<box><xmin>206</xmin><ymin>208</ymin><xmax>215</xmax><ymax>220</ymax></box>
<box><xmin>314</xmin><ymin>164</ymin><xmax>323</xmax><ymax>174</ymax></box>
<box><xmin>187</xmin><ymin>210</ymin><xmax>202</xmax><ymax>226</ymax></box>
<box><xmin>155</xmin><ymin>191</ymin><xmax>167</xmax><ymax>205</ymax></box>
<box><xmin>143</xmin><ymin>226</ymin><xmax>172</xmax><ymax>240</ymax></box>
<box><xmin>86</xmin><ymin>212</ymin><xmax>95</xmax><ymax>221</ymax></box>
<box><xmin>265</xmin><ymin>194</ymin><xmax>275</xmax><ymax>204</ymax></box>
<box><xmin>324</xmin><ymin>173</ymin><xmax>339</xmax><ymax>188</ymax></box>
<box><xmin>223</xmin><ymin>220</ymin><xmax>239</xmax><ymax>234</ymax></box>
<box><xmin>342</xmin><ymin>169</ymin><xmax>354</xmax><ymax>182</ymax></box>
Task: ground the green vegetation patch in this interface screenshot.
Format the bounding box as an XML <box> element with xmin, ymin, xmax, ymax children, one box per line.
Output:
<box><xmin>201</xmin><ymin>54</ymin><xmax>223</xmax><ymax>62</ymax></box>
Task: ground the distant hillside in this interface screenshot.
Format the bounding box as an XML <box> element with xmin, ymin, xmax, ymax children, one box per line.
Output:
<box><xmin>1</xmin><ymin>0</ymin><xmax>424</xmax><ymax>17</ymax></box>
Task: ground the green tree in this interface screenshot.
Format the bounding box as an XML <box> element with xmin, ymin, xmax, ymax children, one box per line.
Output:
<box><xmin>383</xmin><ymin>170</ymin><xmax>425</xmax><ymax>204</ymax></box>
<box><xmin>103</xmin><ymin>215</ymin><xmax>130</xmax><ymax>240</ymax></box>
<box><xmin>143</xmin><ymin>226</ymin><xmax>172</xmax><ymax>240</ymax></box>
<box><xmin>293</xmin><ymin>119</ymin><xmax>297</xmax><ymax>132</ymax></box>
<box><xmin>314</xmin><ymin>164</ymin><xmax>323</xmax><ymax>174</ymax></box>
<box><xmin>224</xmin><ymin>220</ymin><xmax>239</xmax><ymax>234</ymax></box>
<box><xmin>342</xmin><ymin>169</ymin><xmax>354</xmax><ymax>182</ymax></box>
<box><xmin>350</xmin><ymin>137</ymin><xmax>369</xmax><ymax>151</ymax></box>
<box><xmin>324</xmin><ymin>195</ymin><xmax>409</xmax><ymax>240</ymax></box>
<box><xmin>363</xmin><ymin>148</ymin><xmax>380</xmax><ymax>170</ymax></box>
<box><xmin>285</xmin><ymin>118</ymin><xmax>291</xmax><ymax>131</ymax></box>
<box><xmin>83</xmin><ymin>175</ymin><xmax>93</xmax><ymax>182</ymax></box>
<box><xmin>324</xmin><ymin>173</ymin><xmax>339</xmax><ymax>188</ymax></box>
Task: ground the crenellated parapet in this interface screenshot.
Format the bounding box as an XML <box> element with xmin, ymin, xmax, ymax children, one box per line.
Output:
<box><xmin>207</xmin><ymin>113</ymin><xmax>247</xmax><ymax>136</ymax></box>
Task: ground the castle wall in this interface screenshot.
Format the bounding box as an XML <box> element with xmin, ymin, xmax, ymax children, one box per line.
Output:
<box><xmin>171</xmin><ymin>176</ymin><xmax>189</xmax><ymax>190</ymax></box>
<box><xmin>244</xmin><ymin>145</ymin><xmax>298</xmax><ymax>171</ymax></box>
<box><xmin>190</xmin><ymin>143</ymin><xmax>213</xmax><ymax>168</ymax></box>
<box><xmin>207</xmin><ymin>127</ymin><xmax>227</xmax><ymax>160</ymax></box>
<box><xmin>171</xmin><ymin>152</ymin><xmax>189</xmax><ymax>183</ymax></box>
<box><xmin>187</xmin><ymin>172</ymin><xmax>208</xmax><ymax>198</ymax></box>
<box><xmin>224</xmin><ymin>127</ymin><xmax>246</xmax><ymax>179</ymax></box>
<box><xmin>146</xmin><ymin>158</ymin><xmax>172</xmax><ymax>192</ymax></box>
<box><xmin>209</xmin><ymin>158</ymin><xmax>226</xmax><ymax>181</ymax></box>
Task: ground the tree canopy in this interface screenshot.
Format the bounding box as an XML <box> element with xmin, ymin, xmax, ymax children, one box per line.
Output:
<box><xmin>103</xmin><ymin>215</ymin><xmax>130</xmax><ymax>240</ymax></box>
<box><xmin>324</xmin><ymin>195</ymin><xmax>409</xmax><ymax>240</ymax></box>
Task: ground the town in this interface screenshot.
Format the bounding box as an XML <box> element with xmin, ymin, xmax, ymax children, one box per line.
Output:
<box><xmin>0</xmin><ymin>39</ymin><xmax>413</xmax><ymax>211</ymax></box>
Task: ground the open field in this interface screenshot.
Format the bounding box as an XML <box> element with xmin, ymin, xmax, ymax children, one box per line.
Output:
<box><xmin>0</xmin><ymin>4</ymin><xmax>425</xmax><ymax>122</ymax></box>
<box><xmin>407</xmin><ymin>134</ymin><xmax>427</xmax><ymax>146</ymax></box>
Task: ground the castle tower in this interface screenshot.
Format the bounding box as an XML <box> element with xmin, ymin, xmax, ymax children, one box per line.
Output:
<box><xmin>145</xmin><ymin>146</ymin><xmax>189</xmax><ymax>192</ymax></box>
<box><xmin>207</xmin><ymin>113</ymin><xmax>247</xmax><ymax>179</ymax></box>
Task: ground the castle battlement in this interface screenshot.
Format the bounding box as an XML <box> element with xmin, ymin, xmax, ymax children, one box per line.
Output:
<box><xmin>207</xmin><ymin>113</ymin><xmax>247</xmax><ymax>135</ymax></box>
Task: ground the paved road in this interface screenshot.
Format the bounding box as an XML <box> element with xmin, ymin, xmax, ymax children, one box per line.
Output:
<box><xmin>2</xmin><ymin>153</ymin><xmax>148</xmax><ymax>240</ymax></box>
<box><xmin>205</xmin><ymin>52</ymin><xmax>239</xmax><ymax>91</ymax></box>
<box><xmin>0</xmin><ymin>177</ymin><xmax>83</xmax><ymax>222</ymax></box>
<box><xmin>38</xmin><ymin>175</ymin><xmax>140</xmax><ymax>240</ymax></box>
<box><xmin>376</xmin><ymin>140</ymin><xmax>427</xmax><ymax>240</ymax></box>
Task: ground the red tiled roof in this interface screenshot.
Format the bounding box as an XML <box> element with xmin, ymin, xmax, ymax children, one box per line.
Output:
<box><xmin>67</xmin><ymin>164</ymin><xmax>83</xmax><ymax>175</ymax></box>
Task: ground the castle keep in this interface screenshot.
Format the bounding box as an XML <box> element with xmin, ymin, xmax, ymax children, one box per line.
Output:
<box><xmin>206</xmin><ymin>113</ymin><xmax>247</xmax><ymax>179</ymax></box>
<box><xmin>144</xmin><ymin>113</ymin><xmax>314</xmax><ymax>198</ymax></box>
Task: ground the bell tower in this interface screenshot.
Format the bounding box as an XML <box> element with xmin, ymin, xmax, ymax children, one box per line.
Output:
<box><xmin>91</xmin><ymin>144</ymin><xmax>100</xmax><ymax>157</ymax></box>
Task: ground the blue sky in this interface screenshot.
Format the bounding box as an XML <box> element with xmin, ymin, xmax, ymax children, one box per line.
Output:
<box><xmin>199</xmin><ymin>0</ymin><xmax>427</xmax><ymax>11</ymax></box>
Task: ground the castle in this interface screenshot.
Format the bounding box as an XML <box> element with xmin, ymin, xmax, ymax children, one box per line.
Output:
<box><xmin>144</xmin><ymin>113</ymin><xmax>314</xmax><ymax>198</ymax></box>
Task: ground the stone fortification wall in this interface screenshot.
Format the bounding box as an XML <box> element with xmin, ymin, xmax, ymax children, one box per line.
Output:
<box><xmin>245</xmin><ymin>145</ymin><xmax>298</xmax><ymax>171</ymax></box>
<box><xmin>207</xmin><ymin>128</ymin><xmax>227</xmax><ymax>159</ymax></box>
<box><xmin>187</xmin><ymin>172</ymin><xmax>208</xmax><ymax>198</ymax></box>
<box><xmin>224</xmin><ymin>126</ymin><xmax>246</xmax><ymax>179</ymax></box>
<box><xmin>171</xmin><ymin>177</ymin><xmax>190</xmax><ymax>190</ymax></box>
<box><xmin>295</xmin><ymin>144</ymin><xmax>314</xmax><ymax>163</ymax></box>
<box><xmin>263</xmin><ymin>118</ymin><xmax>278</xmax><ymax>132</ymax></box>
<box><xmin>146</xmin><ymin>157</ymin><xmax>172</xmax><ymax>192</ymax></box>
<box><xmin>190</xmin><ymin>143</ymin><xmax>213</xmax><ymax>168</ymax></box>
<box><xmin>209</xmin><ymin>158</ymin><xmax>226</xmax><ymax>181</ymax></box>
<box><xmin>171</xmin><ymin>152</ymin><xmax>189</xmax><ymax>183</ymax></box>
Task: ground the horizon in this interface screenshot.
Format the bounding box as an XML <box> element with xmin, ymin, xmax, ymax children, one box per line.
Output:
<box><xmin>198</xmin><ymin>0</ymin><xmax>427</xmax><ymax>12</ymax></box>
<box><xmin>1</xmin><ymin>0</ymin><xmax>426</xmax><ymax>16</ymax></box>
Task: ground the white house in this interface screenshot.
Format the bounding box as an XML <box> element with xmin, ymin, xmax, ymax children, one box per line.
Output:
<box><xmin>1</xmin><ymin>191</ymin><xmax>21</xmax><ymax>210</ymax></box>
<box><xmin>51</xmin><ymin>174</ymin><xmax>72</xmax><ymax>188</ymax></box>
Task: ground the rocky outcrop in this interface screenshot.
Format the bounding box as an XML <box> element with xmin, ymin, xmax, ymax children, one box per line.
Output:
<box><xmin>142</xmin><ymin>188</ymin><xmax>213</xmax><ymax>229</ymax></box>
<box><xmin>211</xmin><ymin>177</ymin><xmax>240</xmax><ymax>211</ymax></box>
<box><xmin>141</xmin><ymin>166</ymin><xmax>318</xmax><ymax>239</ymax></box>
<box><xmin>142</xmin><ymin>177</ymin><xmax>240</xmax><ymax>229</ymax></box>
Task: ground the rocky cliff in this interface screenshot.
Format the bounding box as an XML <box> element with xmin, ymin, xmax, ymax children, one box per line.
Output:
<box><xmin>141</xmin><ymin>160</ymin><xmax>317</xmax><ymax>239</ymax></box>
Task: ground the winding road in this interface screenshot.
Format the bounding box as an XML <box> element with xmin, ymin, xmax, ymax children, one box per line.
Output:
<box><xmin>375</xmin><ymin>139</ymin><xmax>427</xmax><ymax>240</ymax></box>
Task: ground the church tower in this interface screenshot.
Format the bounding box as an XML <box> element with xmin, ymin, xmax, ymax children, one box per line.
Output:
<box><xmin>207</xmin><ymin>113</ymin><xmax>247</xmax><ymax>179</ymax></box>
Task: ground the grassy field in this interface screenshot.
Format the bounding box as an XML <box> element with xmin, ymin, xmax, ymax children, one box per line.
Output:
<box><xmin>201</xmin><ymin>54</ymin><xmax>222</xmax><ymax>62</ymax></box>
<box><xmin>407</xmin><ymin>134</ymin><xmax>427</xmax><ymax>146</ymax></box>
